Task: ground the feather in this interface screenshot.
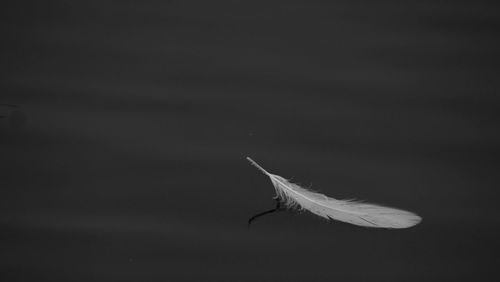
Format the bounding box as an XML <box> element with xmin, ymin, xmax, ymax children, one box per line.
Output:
<box><xmin>247</xmin><ymin>157</ymin><xmax>421</xmax><ymax>228</ymax></box>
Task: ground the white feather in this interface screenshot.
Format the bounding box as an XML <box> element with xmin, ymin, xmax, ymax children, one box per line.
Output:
<box><xmin>247</xmin><ymin>157</ymin><xmax>421</xmax><ymax>228</ymax></box>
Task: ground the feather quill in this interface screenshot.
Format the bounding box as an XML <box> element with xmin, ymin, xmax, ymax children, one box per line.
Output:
<box><xmin>247</xmin><ymin>157</ymin><xmax>421</xmax><ymax>228</ymax></box>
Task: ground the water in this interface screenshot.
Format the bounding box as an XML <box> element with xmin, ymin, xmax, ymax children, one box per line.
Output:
<box><xmin>1</xmin><ymin>1</ymin><xmax>499</xmax><ymax>281</ymax></box>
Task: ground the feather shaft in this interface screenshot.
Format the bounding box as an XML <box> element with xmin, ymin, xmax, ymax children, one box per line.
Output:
<box><xmin>246</xmin><ymin>157</ymin><xmax>271</xmax><ymax>176</ymax></box>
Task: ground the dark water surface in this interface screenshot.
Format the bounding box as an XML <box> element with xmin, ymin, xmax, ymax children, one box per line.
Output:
<box><xmin>1</xmin><ymin>1</ymin><xmax>499</xmax><ymax>281</ymax></box>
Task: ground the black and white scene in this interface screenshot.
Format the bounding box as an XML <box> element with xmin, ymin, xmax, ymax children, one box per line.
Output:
<box><xmin>1</xmin><ymin>1</ymin><xmax>499</xmax><ymax>281</ymax></box>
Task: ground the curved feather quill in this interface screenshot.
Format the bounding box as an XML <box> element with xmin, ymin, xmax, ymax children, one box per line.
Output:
<box><xmin>247</xmin><ymin>157</ymin><xmax>421</xmax><ymax>228</ymax></box>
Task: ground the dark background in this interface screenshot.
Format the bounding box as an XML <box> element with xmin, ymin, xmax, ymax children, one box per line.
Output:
<box><xmin>1</xmin><ymin>1</ymin><xmax>499</xmax><ymax>281</ymax></box>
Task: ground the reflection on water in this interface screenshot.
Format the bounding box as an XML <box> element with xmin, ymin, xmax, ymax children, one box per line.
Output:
<box><xmin>1</xmin><ymin>1</ymin><xmax>499</xmax><ymax>281</ymax></box>
<box><xmin>0</xmin><ymin>104</ymin><xmax>26</xmax><ymax>130</ymax></box>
